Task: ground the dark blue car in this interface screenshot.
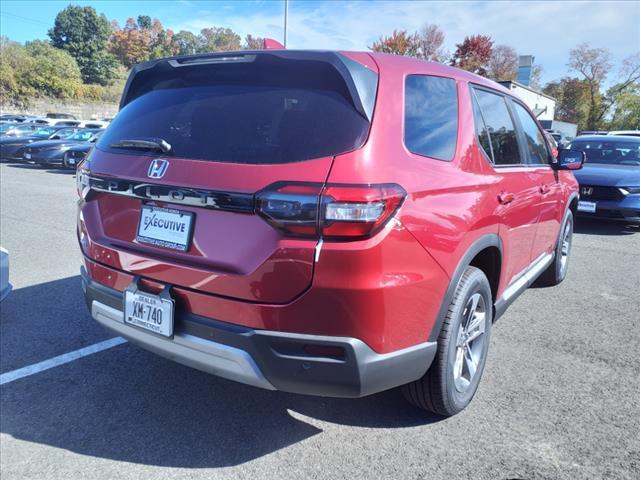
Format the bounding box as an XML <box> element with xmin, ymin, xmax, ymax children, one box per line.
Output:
<box><xmin>569</xmin><ymin>135</ymin><xmax>640</xmax><ymax>224</ymax></box>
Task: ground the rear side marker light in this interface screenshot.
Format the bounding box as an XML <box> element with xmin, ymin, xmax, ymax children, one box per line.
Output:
<box><xmin>255</xmin><ymin>182</ymin><xmax>406</xmax><ymax>240</ymax></box>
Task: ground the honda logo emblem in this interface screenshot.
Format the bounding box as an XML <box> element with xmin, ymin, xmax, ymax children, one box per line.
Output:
<box><xmin>148</xmin><ymin>159</ymin><xmax>169</xmax><ymax>178</ymax></box>
<box><xmin>581</xmin><ymin>186</ymin><xmax>593</xmax><ymax>196</ymax></box>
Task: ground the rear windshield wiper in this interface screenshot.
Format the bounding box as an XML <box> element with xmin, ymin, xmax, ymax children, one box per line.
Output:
<box><xmin>109</xmin><ymin>137</ymin><xmax>172</xmax><ymax>154</ymax></box>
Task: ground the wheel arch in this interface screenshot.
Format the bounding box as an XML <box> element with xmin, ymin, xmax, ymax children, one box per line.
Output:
<box><xmin>428</xmin><ymin>234</ymin><xmax>502</xmax><ymax>342</ymax></box>
<box><xmin>568</xmin><ymin>191</ymin><xmax>579</xmax><ymax>217</ymax></box>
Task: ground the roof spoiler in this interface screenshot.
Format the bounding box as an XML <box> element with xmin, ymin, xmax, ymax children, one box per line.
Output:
<box><xmin>118</xmin><ymin>51</ymin><xmax>378</xmax><ymax>122</ymax></box>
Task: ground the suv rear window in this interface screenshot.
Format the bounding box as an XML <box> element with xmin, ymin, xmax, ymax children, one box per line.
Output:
<box><xmin>98</xmin><ymin>59</ymin><xmax>371</xmax><ymax>164</ymax></box>
<box><xmin>404</xmin><ymin>75</ymin><xmax>458</xmax><ymax>161</ymax></box>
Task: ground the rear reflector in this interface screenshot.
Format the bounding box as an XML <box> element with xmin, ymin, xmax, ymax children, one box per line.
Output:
<box><xmin>255</xmin><ymin>182</ymin><xmax>406</xmax><ymax>240</ymax></box>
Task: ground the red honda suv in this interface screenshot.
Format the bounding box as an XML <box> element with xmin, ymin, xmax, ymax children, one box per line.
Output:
<box><xmin>78</xmin><ymin>50</ymin><xmax>583</xmax><ymax>416</ymax></box>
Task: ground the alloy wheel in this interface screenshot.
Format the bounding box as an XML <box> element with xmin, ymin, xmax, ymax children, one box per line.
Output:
<box><xmin>559</xmin><ymin>219</ymin><xmax>572</xmax><ymax>276</ymax></box>
<box><xmin>453</xmin><ymin>292</ymin><xmax>487</xmax><ymax>392</ymax></box>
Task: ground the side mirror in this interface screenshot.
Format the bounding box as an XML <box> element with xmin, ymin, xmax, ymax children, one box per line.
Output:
<box><xmin>51</xmin><ymin>135</ymin><xmax>61</xmax><ymax>140</ymax></box>
<box><xmin>553</xmin><ymin>149</ymin><xmax>585</xmax><ymax>170</ymax></box>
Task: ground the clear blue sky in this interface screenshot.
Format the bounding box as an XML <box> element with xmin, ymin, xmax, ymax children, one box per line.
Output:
<box><xmin>1</xmin><ymin>0</ymin><xmax>638</xmax><ymax>86</ymax></box>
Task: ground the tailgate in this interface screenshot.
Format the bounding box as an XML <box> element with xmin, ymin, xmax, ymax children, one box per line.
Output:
<box><xmin>79</xmin><ymin>51</ymin><xmax>377</xmax><ymax>304</ymax></box>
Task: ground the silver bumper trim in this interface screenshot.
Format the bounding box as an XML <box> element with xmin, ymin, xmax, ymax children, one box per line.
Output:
<box><xmin>90</xmin><ymin>300</ymin><xmax>276</xmax><ymax>391</ymax></box>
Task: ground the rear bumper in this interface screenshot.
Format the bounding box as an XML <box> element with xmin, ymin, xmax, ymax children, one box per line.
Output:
<box><xmin>81</xmin><ymin>268</ymin><xmax>437</xmax><ymax>398</ymax></box>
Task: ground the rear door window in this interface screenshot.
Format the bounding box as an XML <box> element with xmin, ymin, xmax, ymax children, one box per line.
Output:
<box><xmin>404</xmin><ymin>75</ymin><xmax>458</xmax><ymax>161</ymax></box>
<box><xmin>512</xmin><ymin>102</ymin><xmax>550</xmax><ymax>165</ymax></box>
<box><xmin>98</xmin><ymin>59</ymin><xmax>371</xmax><ymax>164</ymax></box>
<box><xmin>472</xmin><ymin>88</ymin><xmax>523</xmax><ymax>166</ymax></box>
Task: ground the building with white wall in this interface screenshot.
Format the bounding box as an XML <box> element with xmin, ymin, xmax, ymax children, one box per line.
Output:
<box><xmin>498</xmin><ymin>80</ymin><xmax>556</xmax><ymax>121</ymax></box>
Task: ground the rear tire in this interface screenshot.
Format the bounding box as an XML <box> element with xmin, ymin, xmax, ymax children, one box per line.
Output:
<box><xmin>535</xmin><ymin>210</ymin><xmax>573</xmax><ymax>287</ymax></box>
<box><xmin>402</xmin><ymin>266</ymin><xmax>492</xmax><ymax>416</ymax></box>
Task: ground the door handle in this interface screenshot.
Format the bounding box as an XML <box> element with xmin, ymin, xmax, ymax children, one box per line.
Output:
<box><xmin>498</xmin><ymin>192</ymin><xmax>515</xmax><ymax>205</ymax></box>
<box><xmin>540</xmin><ymin>184</ymin><xmax>551</xmax><ymax>195</ymax></box>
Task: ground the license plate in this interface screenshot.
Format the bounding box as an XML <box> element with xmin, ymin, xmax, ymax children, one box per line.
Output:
<box><xmin>137</xmin><ymin>205</ymin><xmax>194</xmax><ymax>251</ymax></box>
<box><xmin>577</xmin><ymin>200</ymin><xmax>597</xmax><ymax>213</ymax></box>
<box><xmin>24</xmin><ymin>153</ymin><xmax>31</xmax><ymax>159</ymax></box>
<box><xmin>124</xmin><ymin>290</ymin><xmax>174</xmax><ymax>337</ymax></box>
<box><xmin>68</xmin><ymin>158</ymin><xmax>76</xmax><ymax>165</ymax></box>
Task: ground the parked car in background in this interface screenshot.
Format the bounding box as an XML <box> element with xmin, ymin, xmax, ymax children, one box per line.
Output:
<box><xmin>26</xmin><ymin>117</ymin><xmax>82</xmax><ymax>127</ymax></box>
<box><xmin>544</xmin><ymin>131</ymin><xmax>559</xmax><ymax>159</ymax></box>
<box><xmin>569</xmin><ymin>135</ymin><xmax>640</xmax><ymax>224</ymax></box>
<box><xmin>0</xmin><ymin>114</ymin><xmax>28</xmax><ymax>123</ymax></box>
<box><xmin>23</xmin><ymin>128</ymin><xmax>104</xmax><ymax>167</ymax></box>
<box><xmin>577</xmin><ymin>130</ymin><xmax>608</xmax><ymax>136</ymax></box>
<box><xmin>79</xmin><ymin>49</ymin><xmax>582</xmax><ymax>416</ymax></box>
<box><xmin>0</xmin><ymin>247</ymin><xmax>10</xmax><ymax>302</ymax></box>
<box><xmin>46</xmin><ymin>112</ymin><xmax>77</xmax><ymax>120</ymax></box>
<box><xmin>546</xmin><ymin>129</ymin><xmax>571</xmax><ymax>148</ymax></box>
<box><xmin>0</xmin><ymin>126</ymin><xmax>80</xmax><ymax>160</ymax></box>
<box><xmin>608</xmin><ymin>130</ymin><xmax>640</xmax><ymax>137</ymax></box>
<box><xmin>62</xmin><ymin>132</ymin><xmax>103</xmax><ymax>169</ymax></box>
<box><xmin>79</xmin><ymin>120</ymin><xmax>109</xmax><ymax>129</ymax></box>
<box><xmin>0</xmin><ymin>123</ymin><xmax>38</xmax><ymax>138</ymax></box>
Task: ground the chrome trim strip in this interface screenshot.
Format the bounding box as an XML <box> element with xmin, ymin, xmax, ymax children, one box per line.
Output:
<box><xmin>87</xmin><ymin>176</ymin><xmax>255</xmax><ymax>213</ymax></box>
<box><xmin>500</xmin><ymin>252</ymin><xmax>554</xmax><ymax>302</ymax></box>
<box><xmin>314</xmin><ymin>238</ymin><xmax>324</xmax><ymax>263</ymax></box>
<box><xmin>90</xmin><ymin>300</ymin><xmax>276</xmax><ymax>390</ymax></box>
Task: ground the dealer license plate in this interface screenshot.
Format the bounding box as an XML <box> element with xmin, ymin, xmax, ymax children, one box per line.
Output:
<box><xmin>124</xmin><ymin>290</ymin><xmax>174</xmax><ymax>337</ymax></box>
<box><xmin>577</xmin><ymin>200</ymin><xmax>597</xmax><ymax>213</ymax></box>
<box><xmin>137</xmin><ymin>205</ymin><xmax>194</xmax><ymax>251</ymax></box>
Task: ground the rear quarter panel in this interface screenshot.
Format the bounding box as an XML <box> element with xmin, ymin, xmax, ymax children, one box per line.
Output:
<box><xmin>329</xmin><ymin>57</ymin><xmax>501</xmax><ymax>292</ymax></box>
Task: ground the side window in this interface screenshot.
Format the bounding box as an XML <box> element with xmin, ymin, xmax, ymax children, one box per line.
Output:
<box><xmin>471</xmin><ymin>91</ymin><xmax>493</xmax><ymax>161</ymax></box>
<box><xmin>404</xmin><ymin>75</ymin><xmax>458</xmax><ymax>161</ymax></box>
<box><xmin>472</xmin><ymin>88</ymin><xmax>523</xmax><ymax>165</ymax></box>
<box><xmin>512</xmin><ymin>102</ymin><xmax>550</xmax><ymax>165</ymax></box>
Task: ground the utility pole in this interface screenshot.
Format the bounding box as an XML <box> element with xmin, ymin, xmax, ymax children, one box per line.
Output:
<box><xmin>284</xmin><ymin>0</ymin><xmax>288</xmax><ymax>48</ymax></box>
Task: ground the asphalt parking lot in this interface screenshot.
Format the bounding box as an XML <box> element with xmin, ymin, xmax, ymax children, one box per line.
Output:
<box><xmin>1</xmin><ymin>162</ymin><xmax>639</xmax><ymax>480</ymax></box>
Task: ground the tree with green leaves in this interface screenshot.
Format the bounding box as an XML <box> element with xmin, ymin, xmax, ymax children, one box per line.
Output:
<box><xmin>606</xmin><ymin>82</ymin><xmax>640</xmax><ymax>130</ymax></box>
<box><xmin>174</xmin><ymin>31</ymin><xmax>200</xmax><ymax>55</ymax></box>
<box><xmin>48</xmin><ymin>5</ymin><xmax>119</xmax><ymax>85</ymax></box>
<box><xmin>137</xmin><ymin>15</ymin><xmax>152</xmax><ymax>30</ymax></box>
<box><xmin>244</xmin><ymin>34</ymin><xmax>264</xmax><ymax>50</ymax></box>
<box><xmin>0</xmin><ymin>37</ymin><xmax>83</xmax><ymax>107</ymax></box>
<box><xmin>148</xmin><ymin>19</ymin><xmax>178</xmax><ymax>59</ymax></box>
<box><xmin>0</xmin><ymin>37</ymin><xmax>35</xmax><ymax>107</ymax></box>
<box><xmin>198</xmin><ymin>27</ymin><xmax>241</xmax><ymax>52</ymax></box>
<box><xmin>568</xmin><ymin>44</ymin><xmax>640</xmax><ymax>129</ymax></box>
<box><xmin>543</xmin><ymin>77</ymin><xmax>590</xmax><ymax>130</ymax></box>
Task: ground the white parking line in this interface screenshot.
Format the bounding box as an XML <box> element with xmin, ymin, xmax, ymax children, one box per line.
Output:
<box><xmin>0</xmin><ymin>337</ymin><xmax>128</xmax><ymax>386</ymax></box>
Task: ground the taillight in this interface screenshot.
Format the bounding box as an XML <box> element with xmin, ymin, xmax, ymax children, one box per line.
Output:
<box><xmin>255</xmin><ymin>182</ymin><xmax>406</xmax><ymax>240</ymax></box>
<box><xmin>255</xmin><ymin>183</ymin><xmax>323</xmax><ymax>237</ymax></box>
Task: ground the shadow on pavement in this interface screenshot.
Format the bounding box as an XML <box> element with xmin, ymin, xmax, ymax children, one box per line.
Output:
<box><xmin>1</xmin><ymin>276</ymin><xmax>441</xmax><ymax>468</ymax></box>
<box><xmin>574</xmin><ymin>217</ymin><xmax>638</xmax><ymax>236</ymax></box>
